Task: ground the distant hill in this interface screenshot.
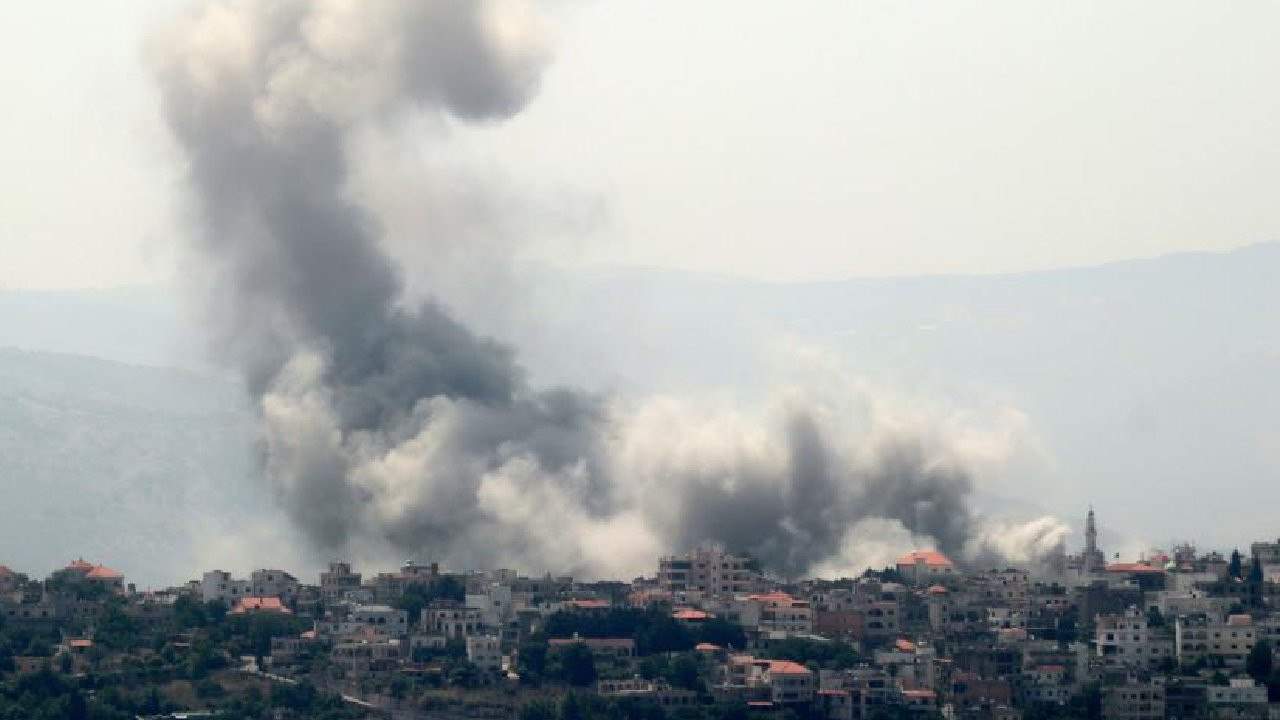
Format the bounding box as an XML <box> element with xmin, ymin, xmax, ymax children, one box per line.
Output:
<box><xmin>2</xmin><ymin>244</ymin><xmax>1278</xmax><ymax>572</ymax></box>
<box><xmin>0</xmin><ymin>347</ymin><xmax>265</xmax><ymax>586</ymax></box>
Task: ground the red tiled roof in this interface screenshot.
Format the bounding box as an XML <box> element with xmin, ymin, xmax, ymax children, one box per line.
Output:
<box><xmin>1105</xmin><ymin>563</ymin><xmax>1164</xmax><ymax>574</ymax></box>
<box><xmin>230</xmin><ymin>597</ymin><xmax>291</xmax><ymax>614</ymax></box>
<box><xmin>0</xmin><ymin>565</ymin><xmax>13</xmax><ymax>576</ymax></box>
<box><xmin>897</xmin><ymin>550</ymin><xmax>954</xmax><ymax>568</ymax></box>
<box><xmin>87</xmin><ymin>565</ymin><xmax>123</xmax><ymax>580</ymax></box>
<box><xmin>926</xmin><ymin>585</ymin><xmax>948</xmax><ymax>595</ymax></box>
<box><xmin>673</xmin><ymin>609</ymin><xmax>713</xmax><ymax>621</ymax></box>
<box><xmin>65</xmin><ymin>558</ymin><xmax>95</xmax><ymax>572</ymax></box>
<box><xmin>68</xmin><ymin>639</ymin><xmax>93</xmax><ymax>649</ymax></box>
<box><xmin>766</xmin><ymin>660</ymin><xmax>811</xmax><ymax>675</ymax></box>
<box><xmin>695</xmin><ymin>642</ymin><xmax>722</xmax><ymax>652</ymax></box>
<box><xmin>566</xmin><ymin>598</ymin><xmax>610</xmax><ymax>610</ymax></box>
<box><xmin>1227</xmin><ymin>614</ymin><xmax>1253</xmax><ymax>626</ymax></box>
<box><xmin>747</xmin><ymin>591</ymin><xmax>797</xmax><ymax>604</ymax></box>
<box><xmin>903</xmin><ymin>689</ymin><xmax>937</xmax><ymax>700</ymax></box>
<box><xmin>895</xmin><ymin>638</ymin><xmax>917</xmax><ymax>652</ymax></box>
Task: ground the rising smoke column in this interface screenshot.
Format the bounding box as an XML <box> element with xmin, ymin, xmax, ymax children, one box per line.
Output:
<box><xmin>152</xmin><ymin>0</ymin><xmax>1066</xmax><ymax>578</ymax></box>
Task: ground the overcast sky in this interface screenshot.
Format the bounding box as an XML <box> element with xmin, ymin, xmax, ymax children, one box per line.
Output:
<box><xmin>3</xmin><ymin>0</ymin><xmax>1280</xmax><ymax>290</ymax></box>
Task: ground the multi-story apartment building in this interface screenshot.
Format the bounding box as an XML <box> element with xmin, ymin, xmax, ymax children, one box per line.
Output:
<box><xmin>422</xmin><ymin>605</ymin><xmax>485</xmax><ymax>639</ymax></box>
<box><xmin>658</xmin><ymin>546</ymin><xmax>761</xmax><ymax>596</ymax></box>
<box><xmin>372</xmin><ymin>562</ymin><xmax>440</xmax><ymax>603</ymax></box>
<box><xmin>201</xmin><ymin>570</ymin><xmax>250</xmax><ymax>604</ymax></box>
<box><xmin>864</xmin><ymin>601</ymin><xmax>900</xmax><ymax>638</ymax></box>
<box><xmin>319</xmin><ymin>562</ymin><xmax>362</xmax><ymax>603</ymax></box>
<box><xmin>723</xmin><ymin>656</ymin><xmax>814</xmax><ymax>706</ymax></box>
<box><xmin>466</xmin><ymin>635</ymin><xmax>503</xmax><ymax>672</ymax></box>
<box><xmin>1095</xmin><ymin>606</ymin><xmax>1173</xmax><ymax>669</ymax></box>
<box><xmin>974</xmin><ymin>569</ymin><xmax>1030</xmax><ymax>611</ymax></box>
<box><xmin>347</xmin><ymin>604</ymin><xmax>409</xmax><ymax>637</ymax></box>
<box><xmin>1102</xmin><ymin>680</ymin><xmax>1164</xmax><ymax>720</ymax></box>
<box><xmin>1175</xmin><ymin>613</ymin><xmax>1258</xmax><ymax>667</ymax></box>
<box><xmin>466</xmin><ymin>582</ymin><xmax>513</xmax><ymax>628</ymax></box>
<box><xmin>249</xmin><ymin>569</ymin><xmax>299</xmax><ymax>601</ymax></box>
<box><xmin>750</xmin><ymin>592</ymin><xmax>813</xmax><ymax>635</ymax></box>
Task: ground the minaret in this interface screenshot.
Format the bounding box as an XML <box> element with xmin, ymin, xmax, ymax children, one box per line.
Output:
<box><xmin>1084</xmin><ymin>506</ymin><xmax>1100</xmax><ymax>573</ymax></box>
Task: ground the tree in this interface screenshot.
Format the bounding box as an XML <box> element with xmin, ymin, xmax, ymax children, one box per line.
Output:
<box><xmin>550</xmin><ymin>643</ymin><xmax>597</xmax><ymax>687</ymax></box>
<box><xmin>666</xmin><ymin>652</ymin><xmax>703</xmax><ymax>691</ymax></box>
<box><xmin>196</xmin><ymin>678</ymin><xmax>226</xmax><ymax>699</ymax></box>
<box><xmin>518</xmin><ymin>700</ymin><xmax>557</xmax><ymax>720</ymax></box>
<box><xmin>517</xmin><ymin>639</ymin><xmax>549</xmax><ymax>685</ymax></box>
<box><xmin>1248</xmin><ymin>639</ymin><xmax>1273</xmax><ymax>681</ymax></box>
<box><xmin>1266</xmin><ymin>668</ymin><xmax>1280</xmax><ymax>702</ymax></box>
<box><xmin>560</xmin><ymin>692</ymin><xmax>585</xmax><ymax>720</ymax></box>
<box><xmin>1229</xmin><ymin>550</ymin><xmax>1243</xmax><ymax>579</ymax></box>
<box><xmin>1249</xmin><ymin>556</ymin><xmax>1264</xmax><ymax>583</ymax></box>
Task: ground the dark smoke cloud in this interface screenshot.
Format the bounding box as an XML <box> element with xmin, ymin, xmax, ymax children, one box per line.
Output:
<box><xmin>153</xmin><ymin>0</ymin><xmax>1065</xmax><ymax>579</ymax></box>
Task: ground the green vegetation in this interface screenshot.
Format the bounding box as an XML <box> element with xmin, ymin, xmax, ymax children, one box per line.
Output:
<box><xmin>541</xmin><ymin>608</ymin><xmax>746</xmax><ymax>655</ymax></box>
<box><xmin>762</xmin><ymin>637</ymin><xmax>862</xmax><ymax>670</ymax></box>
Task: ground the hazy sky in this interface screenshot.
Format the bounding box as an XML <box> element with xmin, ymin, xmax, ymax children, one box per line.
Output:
<box><xmin>4</xmin><ymin>0</ymin><xmax>1280</xmax><ymax>288</ymax></box>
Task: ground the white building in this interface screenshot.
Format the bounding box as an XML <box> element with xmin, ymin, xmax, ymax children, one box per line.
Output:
<box><xmin>201</xmin><ymin>568</ymin><xmax>300</xmax><ymax>605</ymax></box>
<box><xmin>201</xmin><ymin>570</ymin><xmax>251</xmax><ymax>604</ymax></box>
<box><xmin>422</xmin><ymin>606</ymin><xmax>485</xmax><ymax>639</ymax></box>
<box><xmin>466</xmin><ymin>634</ymin><xmax>502</xmax><ymax>672</ymax></box>
<box><xmin>347</xmin><ymin>605</ymin><xmax>409</xmax><ymax>637</ymax></box>
<box><xmin>466</xmin><ymin>583</ymin><xmax>513</xmax><ymax>628</ymax></box>
<box><xmin>1095</xmin><ymin>606</ymin><xmax>1173</xmax><ymax>669</ymax></box>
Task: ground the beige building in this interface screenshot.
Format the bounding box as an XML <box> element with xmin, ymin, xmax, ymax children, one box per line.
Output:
<box><xmin>723</xmin><ymin>655</ymin><xmax>815</xmax><ymax>705</ymax></box>
<box><xmin>749</xmin><ymin>591</ymin><xmax>813</xmax><ymax>635</ymax></box>
<box><xmin>658</xmin><ymin>546</ymin><xmax>761</xmax><ymax>596</ymax></box>
<box><xmin>896</xmin><ymin>550</ymin><xmax>957</xmax><ymax>585</ymax></box>
<box><xmin>1175</xmin><ymin>613</ymin><xmax>1258</xmax><ymax>667</ymax></box>
<box><xmin>331</xmin><ymin>637</ymin><xmax>402</xmax><ymax>674</ymax></box>
<box><xmin>319</xmin><ymin>562</ymin><xmax>362</xmax><ymax>602</ymax></box>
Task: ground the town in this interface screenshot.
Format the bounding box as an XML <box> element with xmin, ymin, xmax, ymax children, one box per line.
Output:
<box><xmin>2</xmin><ymin>510</ymin><xmax>1279</xmax><ymax>720</ymax></box>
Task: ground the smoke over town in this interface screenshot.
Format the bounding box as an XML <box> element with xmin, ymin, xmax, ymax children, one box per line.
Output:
<box><xmin>151</xmin><ymin>0</ymin><xmax>1067</xmax><ymax>579</ymax></box>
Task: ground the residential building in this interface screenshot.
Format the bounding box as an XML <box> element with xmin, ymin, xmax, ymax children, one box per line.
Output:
<box><xmin>465</xmin><ymin>634</ymin><xmax>502</xmax><ymax>672</ymax></box>
<box><xmin>1101</xmin><ymin>680</ymin><xmax>1164</xmax><ymax>720</ymax></box>
<box><xmin>1095</xmin><ymin>606</ymin><xmax>1173</xmax><ymax>669</ymax></box>
<box><xmin>896</xmin><ymin>550</ymin><xmax>957</xmax><ymax>585</ymax></box>
<box><xmin>1175</xmin><ymin>613</ymin><xmax>1258</xmax><ymax>667</ymax></box>
<box><xmin>658</xmin><ymin>545</ymin><xmax>761</xmax><ymax>596</ymax></box>
<box><xmin>422</xmin><ymin>605</ymin><xmax>485</xmax><ymax>639</ymax></box>
<box><xmin>249</xmin><ymin>569</ymin><xmax>299</xmax><ymax>601</ymax></box>
<box><xmin>201</xmin><ymin>570</ymin><xmax>250</xmax><ymax>604</ymax></box>
<box><xmin>319</xmin><ymin>562</ymin><xmax>362</xmax><ymax>602</ymax></box>
<box><xmin>348</xmin><ymin>604</ymin><xmax>409</xmax><ymax>637</ymax></box>
<box><xmin>229</xmin><ymin>596</ymin><xmax>291</xmax><ymax>615</ymax></box>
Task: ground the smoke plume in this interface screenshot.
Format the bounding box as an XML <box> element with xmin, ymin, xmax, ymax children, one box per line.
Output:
<box><xmin>153</xmin><ymin>0</ymin><xmax>1066</xmax><ymax>579</ymax></box>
